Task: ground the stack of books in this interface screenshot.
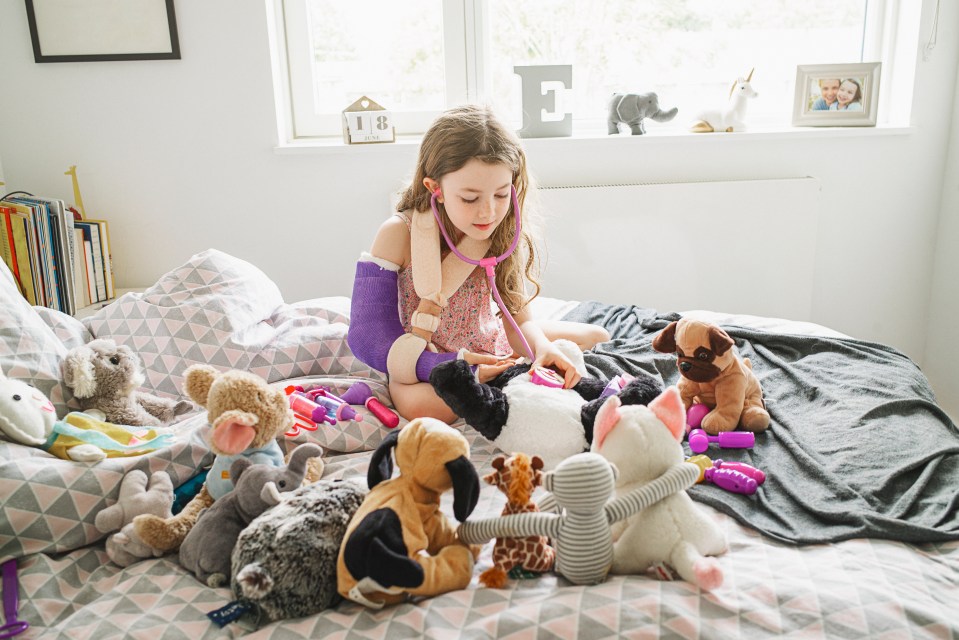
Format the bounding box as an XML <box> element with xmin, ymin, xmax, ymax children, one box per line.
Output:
<box><xmin>0</xmin><ymin>192</ymin><xmax>114</xmax><ymax>315</ymax></box>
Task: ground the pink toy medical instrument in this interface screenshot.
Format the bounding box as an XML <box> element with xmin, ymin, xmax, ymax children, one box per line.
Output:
<box><xmin>687</xmin><ymin>455</ymin><xmax>765</xmax><ymax>496</ymax></box>
<box><xmin>530</xmin><ymin>366</ymin><xmax>564</xmax><ymax>389</ymax></box>
<box><xmin>340</xmin><ymin>382</ymin><xmax>400</xmax><ymax>428</ymax></box>
<box><xmin>685</xmin><ymin>403</ymin><xmax>710</xmax><ymax>431</ymax></box>
<box><xmin>687</xmin><ymin>428</ymin><xmax>754</xmax><ymax>454</ymax></box>
<box><xmin>0</xmin><ymin>560</ymin><xmax>28</xmax><ymax>639</ymax></box>
<box><xmin>599</xmin><ymin>373</ymin><xmax>634</xmax><ymax>399</ymax></box>
<box><xmin>431</xmin><ymin>186</ymin><xmax>535</xmax><ymax>362</ymax></box>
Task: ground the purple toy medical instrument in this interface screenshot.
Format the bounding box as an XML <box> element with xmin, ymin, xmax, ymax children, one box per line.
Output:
<box><xmin>687</xmin><ymin>428</ymin><xmax>755</xmax><ymax>454</ymax></box>
<box><xmin>431</xmin><ymin>186</ymin><xmax>535</xmax><ymax>362</ymax></box>
<box><xmin>0</xmin><ymin>559</ymin><xmax>28</xmax><ymax>639</ymax></box>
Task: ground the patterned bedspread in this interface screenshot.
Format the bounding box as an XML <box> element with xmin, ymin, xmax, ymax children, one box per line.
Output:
<box><xmin>2</xmin><ymin>251</ymin><xmax>957</xmax><ymax>638</ymax></box>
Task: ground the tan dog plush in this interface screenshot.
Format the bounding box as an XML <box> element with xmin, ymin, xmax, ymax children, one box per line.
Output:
<box><xmin>652</xmin><ymin>318</ymin><xmax>769</xmax><ymax>434</ymax></box>
<box><xmin>337</xmin><ymin>419</ymin><xmax>480</xmax><ymax>609</ymax></box>
<box><xmin>134</xmin><ymin>365</ymin><xmax>323</xmax><ymax>552</ymax></box>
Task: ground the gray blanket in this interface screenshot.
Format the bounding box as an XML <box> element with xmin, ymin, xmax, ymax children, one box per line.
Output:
<box><xmin>563</xmin><ymin>301</ymin><xmax>959</xmax><ymax>544</ymax></box>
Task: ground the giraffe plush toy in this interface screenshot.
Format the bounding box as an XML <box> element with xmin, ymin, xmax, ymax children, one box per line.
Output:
<box><xmin>479</xmin><ymin>453</ymin><xmax>555</xmax><ymax>588</ymax></box>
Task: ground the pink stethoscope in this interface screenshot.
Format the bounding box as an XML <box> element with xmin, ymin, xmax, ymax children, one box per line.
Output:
<box><xmin>430</xmin><ymin>185</ymin><xmax>536</xmax><ymax>364</ymax></box>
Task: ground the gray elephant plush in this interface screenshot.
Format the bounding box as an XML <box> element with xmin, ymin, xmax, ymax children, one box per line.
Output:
<box><xmin>607</xmin><ymin>92</ymin><xmax>678</xmax><ymax>135</ymax></box>
<box><xmin>178</xmin><ymin>442</ymin><xmax>322</xmax><ymax>587</ymax></box>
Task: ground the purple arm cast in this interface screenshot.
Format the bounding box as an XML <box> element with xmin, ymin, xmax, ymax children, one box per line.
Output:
<box><xmin>347</xmin><ymin>261</ymin><xmax>458</xmax><ymax>382</ymax></box>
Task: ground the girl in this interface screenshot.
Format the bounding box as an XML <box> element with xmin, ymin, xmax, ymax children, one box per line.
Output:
<box><xmin>832</xmin><ymin>78</ymin><xmax>863</xmax><ymax>111</ymax></box>
<box><xmin>348</xmin><ymin>105</ymin><xmax>610</xmax><ymax>423</ymax></box>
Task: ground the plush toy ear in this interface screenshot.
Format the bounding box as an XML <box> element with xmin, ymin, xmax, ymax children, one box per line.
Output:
<box><xmin>367</xmin><ymin>430</ymin><xmax>400</xmax><ymax>489</ymax></box>
<box><xmin>530</xmin><ymin>455</ymin><xmax>544</xmax><ymax>471</ymax></box>
<box><xmin>651</xmin><ymin>321</ymin><xmax>679</xmax><ymax>354</ymax></box>
<box><xmin>648</xmin><ymin>386</ymin><xmax>686</xmax><ymax>442</ymax></box>
<box><xmin>708</xmin><ymin>326</ymin><xmax>735</xmax><ymax>356</ymax></box>
<box><xmin>230</xmin><ymin>457</ymin><xmax>253</xmax><ymax>483</ymax></box>
<box><xmin>483</xmin><ymin>455</ymin><xmax>506</xmax><ymax>485</ymax></box>
<box><xmin>592</xmin><ymin>395</ymin><xmax>622</xmax><ymax>451</ymax></box>
<box><xmin>182</xmin><ymin>364</ymin><xmax>217</xmax><ymax>406</ymax></box>
<box><xmin>63</xmin><ymin>345</ymin><xmax>97</xmax><ymax>398</ymax></box>
<box><xmin>445</xmin><ymin>455</ymin><xmax>480</xmax><ymax>522</ymax></box>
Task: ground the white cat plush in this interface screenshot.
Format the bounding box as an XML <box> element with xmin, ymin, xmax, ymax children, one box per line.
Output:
<box><xmin>592</xmin><ymin>387</ymin><xmax>727</xmax><ymax>590</ymax></box>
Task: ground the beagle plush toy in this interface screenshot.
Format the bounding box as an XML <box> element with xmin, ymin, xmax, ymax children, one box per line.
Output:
<box><xmin>337</xmin><ymin>419</ymin><xmax>480</xmax><ymax>609</ymax></box>
<box><xmin>652</xmin><ymin>318</ymin><xmax>770</xmax><ymax>435</ymax></box>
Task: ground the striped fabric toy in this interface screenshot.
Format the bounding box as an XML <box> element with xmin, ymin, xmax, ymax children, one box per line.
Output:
<box><xmin>458</xmin><ymin>452</ymin><xmax>698</xmax><ymax>585</ymax></box>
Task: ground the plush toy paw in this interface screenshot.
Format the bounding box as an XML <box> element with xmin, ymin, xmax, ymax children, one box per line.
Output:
<box><xmin>66</xmin><ymin>443</ymin><xmax>106</xmax><ymax>462</ymax></box>
<box><xmin>693</xmin><ymin>557</ymin><xmax>724</xmax><ymax>591</ymax></box>
<box><xmin>479</xmin><ymin>567</ymin><xmax>509</xmax><ymax>589</ymax></box>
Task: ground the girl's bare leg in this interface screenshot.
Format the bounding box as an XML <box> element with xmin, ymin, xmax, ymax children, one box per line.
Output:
<box><xmin>389</xmin><ymin>379</ymin><xmax>458</xmax><ymax>424</ymax></box>
<box><xmin>536</xmin><ymin>319</ymin><xmax>610</xmax><ymax>351</ymax></box>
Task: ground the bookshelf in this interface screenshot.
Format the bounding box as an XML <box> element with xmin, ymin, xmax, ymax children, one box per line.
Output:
<box><xmin>1</xmin><ymin>169</ymin><xmax>116</xmax><ymax>316</ymax></box>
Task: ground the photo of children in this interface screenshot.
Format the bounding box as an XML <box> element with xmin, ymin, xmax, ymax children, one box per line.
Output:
<box><xmin>806</xmin><ymin>76</ymin><xmax>865</xmax><ymax>112</ymax></box>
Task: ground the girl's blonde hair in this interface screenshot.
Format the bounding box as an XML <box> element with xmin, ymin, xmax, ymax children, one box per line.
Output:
<box><xmin>396</xmin><ymin>104</ymin><xmax>540</xmax><ymax>315</ymax></box>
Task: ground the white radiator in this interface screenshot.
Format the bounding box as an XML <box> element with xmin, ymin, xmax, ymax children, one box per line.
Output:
<box><xmin>536</xmin><ymin>177</ymin><xmax>821</xmax><ymax>320</ymax></box>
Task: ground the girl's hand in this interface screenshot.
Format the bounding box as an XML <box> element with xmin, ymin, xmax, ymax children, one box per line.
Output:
<box><xmin>534</xmin><ymin>345</ymin><xmax>582</xmax><ymax>389</ymax></box>
<box><xmin>461</xmin><ymin>352</ymin><xmax>517</xmax><ymax>384</ymax></box>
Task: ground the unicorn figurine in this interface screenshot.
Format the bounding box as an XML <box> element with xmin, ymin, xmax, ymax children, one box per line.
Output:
<box><xmin>690</xmin><ymin>69</ymin><xmax>758</xmax><ymax>133</ymax></box>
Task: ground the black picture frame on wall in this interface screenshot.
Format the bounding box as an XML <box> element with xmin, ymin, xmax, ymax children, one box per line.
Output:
<box><xmin>25</xmin><ymin>0</ymin><xmax>180</xmax><ymax>63</ymax></box>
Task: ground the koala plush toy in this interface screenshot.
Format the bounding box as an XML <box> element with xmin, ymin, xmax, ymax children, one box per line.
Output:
<box><xmin>62</xmin><ymin>338</ymin><xmax>193</xmax><ymax>426</ymax></box>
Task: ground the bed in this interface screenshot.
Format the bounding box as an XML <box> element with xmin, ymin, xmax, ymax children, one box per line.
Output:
<box><xmin>1</xmin><ymin>249</ymin><xmax>957</xmax><ymax>639</ymax></box>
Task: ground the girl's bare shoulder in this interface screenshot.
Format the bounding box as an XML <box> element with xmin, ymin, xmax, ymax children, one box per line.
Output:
<box><xmin>370</xmin><ymin>213</ymin><xmax>411</xmax><ymax>269</ymax></box>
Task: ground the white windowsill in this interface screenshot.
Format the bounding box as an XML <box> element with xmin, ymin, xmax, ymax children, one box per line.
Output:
<box><xmin>274</xmin><ymin>123</ymin><xmax>914</xmax><ymax>155</ymax></box>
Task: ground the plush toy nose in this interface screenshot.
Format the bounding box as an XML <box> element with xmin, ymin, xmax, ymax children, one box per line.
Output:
<box><xmin>680</xmin><ymin>361</ymin><xmax>692</xmax><ymax>372</ymax></box>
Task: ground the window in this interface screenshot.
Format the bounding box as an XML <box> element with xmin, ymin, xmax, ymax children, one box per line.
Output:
<box><xmin>277</xmin><ymin>0</ymin><xmax>905</xmax><ymax>140</ymax></box>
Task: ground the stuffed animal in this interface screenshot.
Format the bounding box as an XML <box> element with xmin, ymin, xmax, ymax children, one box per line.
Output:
<box><xmin>592</xmin><ymin>389</ymin><xmax>727</xmax><ymax>589</ymax></box>
<box><xmin>0</xmin><ymin>369</ymin><xmax>175</xmax><ymax>462</ymax></box>
<box><xmin>431</xmin><ymin>339</ymin><xmax>663</xmax><ymax>469</ymax></box>
<box><xmin>95</xmin><ymin>470</ymin><xmax>175</xmax><ymax>567</ymax></box>
<box><xmin>0</xmin><ymin>369</ymin><xmax>56</xmax><ymax>447</ymax></box>
<box><xmin>690</xmin><ymin>69</ymin><xmax>758</xmax><ymax>133</ymax></box>
<box><xmin>178</xmin><ymin>442</ymin><xmax>322</xmax><ymax>587</ymax></box>
<box><xmin>134</xmin><ymin>365</ymin><xmax>323</xmax><ymax>553</ymax></box>
<box><xmin>337</xmin><ymin>419</ymin><xmax>480</xmax><ymax>609</ymax></box>
<box><xmin>607</xmin><ymin>92</ymin><xmax>678</xmax><ymax>135</ymax></box>
<box><xmin>458</xmin><ymin>450</ymin><xmax>699</xmax><ymax>586</ymax></box>
<box><xmin>231</xmin><ymin>478</ymin><xmax>367</xmax><ymax>623</ymax></box>
<box><xmin>652</xmin><ymin>318</ymin><xmax>770</xmax><ymax>434</ymax></box>
<box><xmin>478</xmin><ymin>453</ymin><xmax>555</xmax><ymax>588</ymax></box>
<box><xmin>62</xmin><ymin>338</ymin><xmax>193</xmax><ymax>427</ymax></box>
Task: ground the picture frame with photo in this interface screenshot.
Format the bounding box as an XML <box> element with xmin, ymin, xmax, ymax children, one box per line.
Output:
<box><xmin>25</xmin><ymin>0</ymin><xmax>180</xmax><ymax>63</ymax></box>
<box><xmin>792</xmin><ymin>62</ymin><xmax>881</xmax><ymax>127</ymax></box>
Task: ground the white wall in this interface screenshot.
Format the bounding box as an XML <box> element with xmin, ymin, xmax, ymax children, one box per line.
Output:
<box><xmin>925</xmin><ymin>61</ymin><xmax>959</xmax><ymax>419</ymax></box>
<box><xmin>0</xmin><ymin>1</ymin><xmax>956</xmax><ymax>418</ymax></box>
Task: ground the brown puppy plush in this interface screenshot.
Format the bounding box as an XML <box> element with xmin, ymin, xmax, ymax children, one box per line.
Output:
<box><xmin>337</xmin><ymin>419</ymin><xmax>480</xmax><ymax>609</ymax></box>
<box><xmin>652</xmin><ymin>318</ymin><xmax>769</xmax><ymax>434</ymax></box>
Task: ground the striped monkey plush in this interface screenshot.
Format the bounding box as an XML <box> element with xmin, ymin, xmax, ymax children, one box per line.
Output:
<box><xmin>458</xmin><ymin>448</ymin><xmax>699</xmax><ymax>586</ymax></box>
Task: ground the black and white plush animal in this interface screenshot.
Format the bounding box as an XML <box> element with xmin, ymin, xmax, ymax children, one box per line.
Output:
<box><xmin>431</xmin><ymin>339</ymin><xmax>662</xmax><ymax>469</ymax></box>
<box><xmin>231</xmin><ymin>478</ymin><xmax>367</xmax><ymax>623</ymax></box>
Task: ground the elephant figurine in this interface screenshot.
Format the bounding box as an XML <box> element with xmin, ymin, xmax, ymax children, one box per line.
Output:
<box><xmin>607</xmin><ymin>92</ymin><xmax>678</xmax><ymax>135</ymax></box>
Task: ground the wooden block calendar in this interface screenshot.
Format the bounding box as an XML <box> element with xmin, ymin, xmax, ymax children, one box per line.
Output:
<box><xmin>342</xmin><ymin>96</ymin><xmax>395</xmax><ymax>144</ymax></box>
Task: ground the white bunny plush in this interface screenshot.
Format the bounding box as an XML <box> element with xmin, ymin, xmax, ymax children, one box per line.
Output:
<box><xmin>592</xmin><ymin>387</ymin><xmax>727</xmax><ymax>590</ymax></box>
<box><xmin>0</xmin><ymin>369</ymin><xmax>57</xmax><ymax>446</ymax></box>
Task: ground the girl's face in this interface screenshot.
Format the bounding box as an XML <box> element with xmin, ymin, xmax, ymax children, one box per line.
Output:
<box><xmin>434</xmin><ymin>158</ymin><xmax>513</xmax><ymax>242</ymax></box>
<box><xmin>837</xmin><ymin>81</ymin><xmax>858</xmax><ymax>105</ymax></box>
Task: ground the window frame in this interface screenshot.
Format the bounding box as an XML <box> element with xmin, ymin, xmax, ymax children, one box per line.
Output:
<box><xmin>275</xmin><ymin>0</ymin><xmax>909</xmax><ymax>142</ymax></box>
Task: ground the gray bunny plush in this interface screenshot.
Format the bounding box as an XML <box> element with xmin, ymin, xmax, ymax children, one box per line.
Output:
<box><xmin>178</xmin><ymin>442</ymin><xmax>322</xmax><ymax>587</ymax></box>
<box><xmin>62</xmin><ymin>338</ymin><xmax>193</xmax><ymax>426</ymax></box>
<box><xmin>231</xmin><ymin>478</ymin><xmax>367</xmax><ymax>623</ymax></box>
<box><xmin>607</xmin><ymin>92</ymin><xmax>678</xmax><ymax>135</ymax></box>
